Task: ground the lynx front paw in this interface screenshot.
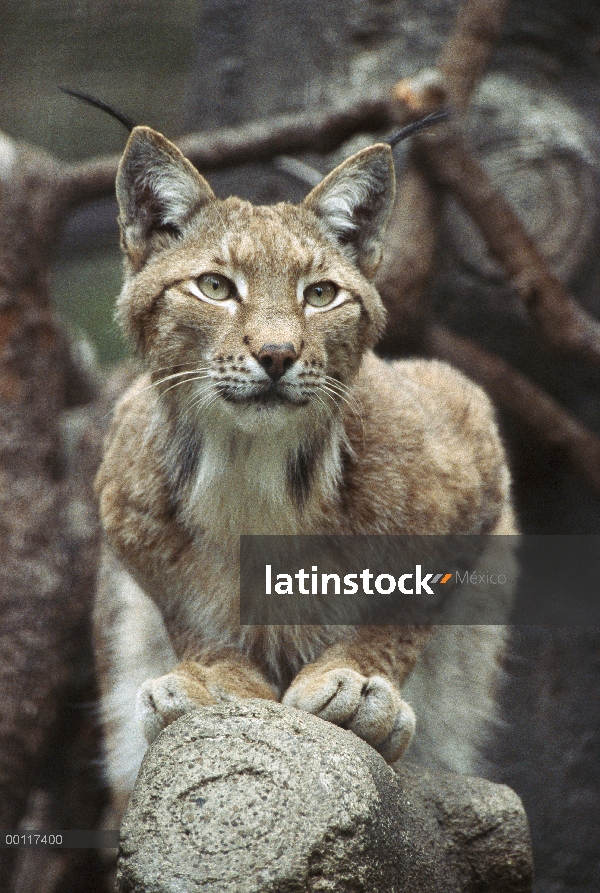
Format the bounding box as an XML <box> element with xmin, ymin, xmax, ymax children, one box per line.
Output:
<box><xmin>282</xmin><ymin>668</ymin><xmax>415</xmax><ymax>763</ymax></box>
<box><xmin>136</xmin><ymin>671</ymin><xmax>215</xmax><ymax>745</ymax></box>
<box><xmin>136</xmin><ymin>660</ymin><xmax>278</xmax><ymax>745</ymax></box>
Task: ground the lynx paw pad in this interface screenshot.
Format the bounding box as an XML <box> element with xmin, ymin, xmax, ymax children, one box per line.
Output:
<box><xmin>282</xmin><ymin>668</ymin><xmax>415</xmax><ymax>762</ymax></box>
<box><xmin>136</xmin><ymin>671</ymin><xmax>214</xmax><ymax>744</ymax></box>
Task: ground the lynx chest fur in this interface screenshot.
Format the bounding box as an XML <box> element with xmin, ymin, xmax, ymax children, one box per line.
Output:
<box><xmin>94</xmin><ymin>126</ymin><xmax>515</xmax><ymax>803</ymax></box>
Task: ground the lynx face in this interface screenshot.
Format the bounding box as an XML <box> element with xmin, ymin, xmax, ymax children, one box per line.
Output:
<box><xmin>115</xmin><ymin>127</ymin><xmax>395</xmax><ymax>434</ymax></box>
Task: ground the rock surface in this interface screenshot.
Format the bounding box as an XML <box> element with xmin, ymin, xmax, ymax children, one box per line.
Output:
<box><xmin>116</xmin><ymin>701</ymin><xmax>532</xmax><ymax>893</ymax></box>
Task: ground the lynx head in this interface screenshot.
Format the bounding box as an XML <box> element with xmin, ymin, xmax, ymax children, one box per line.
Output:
<box><xmin>115</xmin><ymin>126</ymin><xmax>394</xmax><ymax>433</ymax></box>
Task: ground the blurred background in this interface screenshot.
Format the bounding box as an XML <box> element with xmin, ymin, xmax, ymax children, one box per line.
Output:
<box><xmin>0</xmin><ymin>0</ymin><xmax>197</xmax><ymax>366</ymax></box>
<box><xmin>1</xmin><ymin>2</ymin><xmax>600</xmax><ymax>891</ymax></box>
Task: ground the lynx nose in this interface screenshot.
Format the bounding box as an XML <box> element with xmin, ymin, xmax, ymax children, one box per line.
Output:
<box><xmin>257</xmin><ymin>343</ymin><xmax>297</xmax><ymax>381</ymax></box>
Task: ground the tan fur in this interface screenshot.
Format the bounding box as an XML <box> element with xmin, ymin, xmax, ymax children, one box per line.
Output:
<box><xmin>94</xmin><ymin>127</ymin><xmax>516</xmax><ymax>806</ymax></box>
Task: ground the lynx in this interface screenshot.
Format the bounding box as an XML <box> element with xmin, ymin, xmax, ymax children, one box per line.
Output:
<box><xmin>94</xmin><ymin>125</ymin><xmax>516</xmax><ymax>808</ymax></box>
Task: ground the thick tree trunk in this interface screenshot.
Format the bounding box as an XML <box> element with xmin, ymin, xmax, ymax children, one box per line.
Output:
<box><xmin>0</xmin><ymin>136</ymin><xmax>108</xmax><ymax>893</ymax></box>
<box><xmin>0</xmin><ymin>138</ymin><xmax>70</xmax><ymax>884</ymax></box>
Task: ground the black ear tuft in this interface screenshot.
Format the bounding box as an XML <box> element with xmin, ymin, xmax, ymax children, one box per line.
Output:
<box><xmin>59</xmin><ymin>86</ymin><xmax>137</xmax><ymax>132</ymax></box>
<box><xmin>387</xmin><ymin>109</ymin><xmax>449</xmax><ymax>148</ymax></box>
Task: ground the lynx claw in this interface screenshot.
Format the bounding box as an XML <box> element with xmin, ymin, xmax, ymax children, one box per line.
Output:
<box><xmin>136</xmin><ymin>671</ymin><xmax>214</xmax><ymax>745</ymax></box>
<box><xmin>282</xmin><ymin>668</ymin><xmax>415</xmax><ymax>762</ymax></box>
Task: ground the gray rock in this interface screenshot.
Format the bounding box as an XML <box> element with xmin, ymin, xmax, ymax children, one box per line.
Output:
<box><xmin>116</xmin><ymin>701</ymin><xmax>532</xmax><ymax>893</ymax></box>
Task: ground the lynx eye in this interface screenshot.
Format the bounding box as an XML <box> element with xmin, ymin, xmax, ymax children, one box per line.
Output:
<box><xmin>304</xmin><ymin>281</ymin><xmax>338</xmax><ymax>308</ymax></box>
<box><xmin>197</xmin><ymin>273</ymin><xmax>234</xmax><ymax>302</ymax></box>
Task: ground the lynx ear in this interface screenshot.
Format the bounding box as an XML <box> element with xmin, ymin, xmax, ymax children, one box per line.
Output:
<box><xmin>116</xmin><ymin>126</ymin><xmax>215</xmax><ymax>265</ymax></box>
<box><xmin>302</xmin><ymin>144</ymin><xmax>395</xmax><ymax>277</ymax></box>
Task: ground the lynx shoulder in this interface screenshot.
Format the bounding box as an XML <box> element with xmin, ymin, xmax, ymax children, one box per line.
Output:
<box><xmin>94</xmin><ymin>126</ymin><xmax>516</xmax><ymax>803</ymax></box>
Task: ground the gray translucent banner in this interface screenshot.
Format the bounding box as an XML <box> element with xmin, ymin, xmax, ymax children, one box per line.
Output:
<box><xmin>1</xmin><ymin>830</ymin><xmax>119</xmax><ymax>848</ymax></box>
<box><xmin>239</xmin><ymin>535</ymin><xmax>600</xmax><ymax>625</ymax></box>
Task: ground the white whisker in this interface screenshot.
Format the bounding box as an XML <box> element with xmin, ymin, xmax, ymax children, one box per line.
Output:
<box><xmin>318</xmin><ymin>379</ymin><xmax>366</xmax><ymax>446</ymax></box>
<box><xmin>322</xmin><ymin>375</ymin><xmax>364</xmax><ymax>416</ymax></box>
<box><xmin>158</xmin><ymin>373</ymin><xmax>214</xmax><ymax>399</ymax></box>
<box><xmin>309</xmin><ymin>390</ymin><xmax>336</xmax><ymax>426</ymax></box>
<box><xmin>305</xmin><ymin>395</ymin><xmax>336</xmax><ymax>434</ymax></box>
<box><xmin>185</xmin><ymin>386</ymin><xmax>221</xmax><ymax>419</ymax></box>
<box><xmin>129</xmin><ymin>368</ymin><xmax>213</xmax><ymax>400</ymax></box>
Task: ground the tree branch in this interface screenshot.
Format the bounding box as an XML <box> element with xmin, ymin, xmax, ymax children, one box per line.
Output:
<box><xmin>385</xmin><ymin>0</ymin><xmax>600</xmax><ymax>374</ymax></box>
<box><xmin>438</xmin><ymin>0</ymin><xmax>512</xmax><ymax>111</ymax></box>
<box><xmin>427</xmin><ymin>325</ymin><xmax>600</xmax><ymax>494</ymax></box>
<box><xmin>378</xmin><ymin>0</ymin><xmax>513</xmax><ymax>352</ymax></box>
<box><xmin>415</xmin><ymin>118</ymin><xmax>600</xmax><ymax>369</ymax></box>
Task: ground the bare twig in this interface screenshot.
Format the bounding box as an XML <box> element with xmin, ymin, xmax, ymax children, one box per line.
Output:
<box><xmin>427</xmin><ymin>325</ymin><xmax>600</xmax><ymax>494</ymax></box>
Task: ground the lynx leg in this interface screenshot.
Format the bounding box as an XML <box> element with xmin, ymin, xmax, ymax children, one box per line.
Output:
<box><xmin>94</xmin><ymin>552</ymin><xmax>176</xmax><ymax>808</ymax></box>
<box><xmin>137</xmin><ymin>656</ymin><xmax>278</xmax><ymax>744</ymax></box>
<box><xmin>403</xmin><ymin>504</ymin><xmax>519</xmax><ymax>774</ymax></box>
<box><xmin>282</xmin><ymin>626</ymin><xmax>431</xmax><ymax>762</ymax></box>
